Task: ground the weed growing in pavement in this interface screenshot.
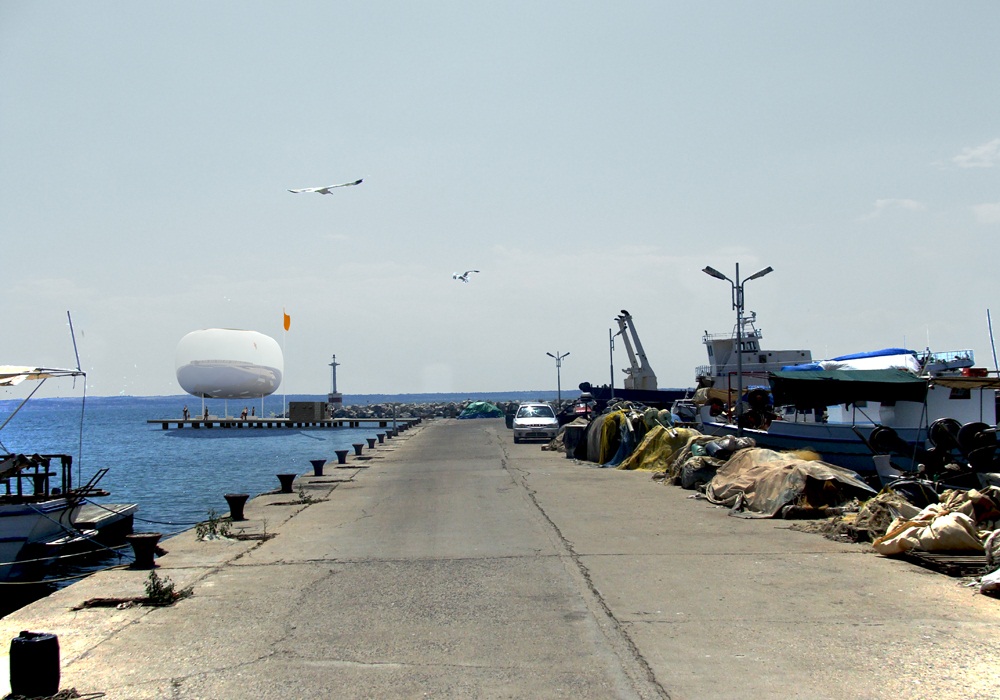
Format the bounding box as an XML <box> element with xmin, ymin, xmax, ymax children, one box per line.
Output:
<box><xmin>195</xmin><ymin>509</ymin><xmax>233</xmax><ymax>540</ymax></box>
<box><xmin>297</xmin><ymin>487</ymin><xmax>317</xmax><ymax>504</ymax></box>
<box><xmin>144</xmin><ymin>571</ymin><xmax>191</xmax><ymax>606</ymax></box>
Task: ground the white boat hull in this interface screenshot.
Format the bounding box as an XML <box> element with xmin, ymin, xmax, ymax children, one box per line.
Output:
<box><xmin>0</xmin><ymin>498</ymin><xmax>82</xmax><ymax>580</ymax></box>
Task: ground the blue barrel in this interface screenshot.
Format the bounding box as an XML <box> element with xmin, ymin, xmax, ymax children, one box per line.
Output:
<box><xmin>10</xmin><ymin>630</ymin><xmax>60</xmax><ymax>697</ymax></box>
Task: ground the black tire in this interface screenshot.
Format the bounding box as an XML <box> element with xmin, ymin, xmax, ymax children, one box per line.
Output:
<box><xmin>747</xmin><ymin>389</ymin><xmax>769</xmax><ymax>409</ymax></box>
<box><xmin>958</xmin><ymin>421</ymin><xmax>994</xmax><ymax>456</ymax></box>
<box><xmin>928</xmin><ymin>418</ymin><xmax>962</xmax><ymax>450</ymax></box>
<box><xmin>869</xmin><ymin>425</ymin><xmax>902</xmax><ymax>454</ymax></box>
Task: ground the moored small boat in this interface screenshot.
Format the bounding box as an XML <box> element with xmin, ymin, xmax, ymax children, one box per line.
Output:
<box><xmin>0</xmin><ymin>364</ymin><xmax>138</xmax><ymax>580</ymax></box>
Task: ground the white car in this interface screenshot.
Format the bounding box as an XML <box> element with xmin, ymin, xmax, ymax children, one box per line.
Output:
<box><xmin>512</xmin><ymin>403</ymin><xmax>559</xmax><ymax>443</ymax></box>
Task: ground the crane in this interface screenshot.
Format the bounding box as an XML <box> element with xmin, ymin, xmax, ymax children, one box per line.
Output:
<box><xmin>614</xmin><ymin>310</ymin><xmax>658</xmax><ymax>391</ymax></box>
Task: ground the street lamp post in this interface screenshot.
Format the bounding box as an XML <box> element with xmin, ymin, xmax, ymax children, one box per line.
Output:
<box><xmin>702</xmin><ymin>263</ymin><xmax>773</xmax><ymax>435</ymax></box>
<box><xmin>546</xmin><ymin>351</ymin><xmax>570</xmax><ymax>410</ymax></box>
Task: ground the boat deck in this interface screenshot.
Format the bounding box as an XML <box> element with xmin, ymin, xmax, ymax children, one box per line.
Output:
<box><xmin>73</xmin><ymin>502</ymin><xmax>138</xmax><ymax>542</ymax></box>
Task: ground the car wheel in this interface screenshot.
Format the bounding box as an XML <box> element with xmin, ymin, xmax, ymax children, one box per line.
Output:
<box><xmin>514</xmin><ymin>436</ymin><xmax>521</xmax><ymax>443</ymax></box>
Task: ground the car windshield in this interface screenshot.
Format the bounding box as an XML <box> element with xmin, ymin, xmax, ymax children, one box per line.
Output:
<box><xmin>516</xmin><ymin>405</ymin><xmax>554</xmax><ymax>418</ymax></box>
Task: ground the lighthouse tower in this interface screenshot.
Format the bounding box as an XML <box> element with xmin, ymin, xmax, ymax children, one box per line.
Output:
<box><xmin>327</xmin><ymin>355</ymin><xmax>343</xmax><ymax>415</ymax></box>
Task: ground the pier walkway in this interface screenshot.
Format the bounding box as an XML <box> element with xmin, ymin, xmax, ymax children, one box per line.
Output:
<box><xmin>2</xmin><ymin>419</ymin><xmax>1000</xmax><ymax>698</ymax></box>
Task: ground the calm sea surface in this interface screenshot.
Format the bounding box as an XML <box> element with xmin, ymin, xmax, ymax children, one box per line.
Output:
<box><xmin>0</xmin><ymin>391</ymin><xmax>557</xmax><ymax>615</ymax></box>
<box><xmin>1</xmin><ymin>394</ymin><xmax>394</xmax><ymax>533</ymax></box>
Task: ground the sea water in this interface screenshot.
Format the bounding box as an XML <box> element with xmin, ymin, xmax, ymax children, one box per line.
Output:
<box><xmin>0</xmin><ymin>394</ymin><xmax>414</xmax><ymax>533</ymax></box>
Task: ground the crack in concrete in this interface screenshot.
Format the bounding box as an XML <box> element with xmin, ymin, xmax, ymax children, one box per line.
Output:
<box><xmin>497</xmin><ymin>434</ymin><xmax>670</xmax><ymax>700</ymax></box>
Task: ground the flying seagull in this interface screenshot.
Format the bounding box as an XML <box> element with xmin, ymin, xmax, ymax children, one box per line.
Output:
<box><xmin>452</xmin><ymin>270</ymin><xmax>480</xmax><ymax>283</ymax></box>
<box><xmin>288</xmin><ymin>179</ymin><xmax>363</xmax><ymax>194</ymax></box>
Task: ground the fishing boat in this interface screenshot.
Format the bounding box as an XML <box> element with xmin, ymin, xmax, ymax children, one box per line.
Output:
<box><xmin>694</xmin><ymin>347</ymin><xmax>1000</xmax><ymax>474</ymax></box>
<box><xmin>695</xmin><ymin>311</ymin><xmax>813</xmax><ymax>389</ymax></box>
<box><xmin>0</xmin><ymin>365</ymin><xmax>137</xmax><ymax>579</ymax></box>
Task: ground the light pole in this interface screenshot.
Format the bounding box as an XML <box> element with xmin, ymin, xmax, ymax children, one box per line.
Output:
<box><xmin>702</xmin><ymin>263</ymin><xmax>773</xmax><ymax>435</ymax></box>
<box><xmin>546</xmin><ymin>351</ymin><xmax>570</xmax><ymax>410</ymax></box>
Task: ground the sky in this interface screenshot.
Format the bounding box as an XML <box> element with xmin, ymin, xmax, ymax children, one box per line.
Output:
<box><xmin>2</xmin><ymin>2</ymin><xmax>999</xmax><ymax>398</ymax></box>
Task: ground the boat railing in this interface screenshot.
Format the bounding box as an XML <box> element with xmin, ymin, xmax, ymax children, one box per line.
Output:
<box><xmin>702</xmin><ymin>328</ymin><xmax>764</xmax><ymax>343</ymax></box>
<box><xmin>922</xmin><ymin>349</ymin><xmax>975</xmax><ymax>368</ymax></box>
<box><xmin>0</xmin><ymin>453</ymin><xmax>73</xmax><ymax>499</ymax></box>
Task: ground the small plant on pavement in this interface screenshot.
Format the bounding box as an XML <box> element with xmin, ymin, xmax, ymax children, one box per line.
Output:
<box><xmin>195</xmin><ymin>509</ymin><xmax>233</xmax><ymax>540</ymax></box>
<box><xmin>144</xmin><ymin>571</ymin><xmax>191</xmax><ymax>606</ymax></box>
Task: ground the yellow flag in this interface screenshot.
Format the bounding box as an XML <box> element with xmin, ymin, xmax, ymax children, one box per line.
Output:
<box><xmin>283</xmin><ymin>311</ymin><xmax>291</xmax><ymax>331</ymax></box>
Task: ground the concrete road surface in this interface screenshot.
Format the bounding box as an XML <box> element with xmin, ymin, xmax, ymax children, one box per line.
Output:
<box><xmin>1</xmin><ymin>418</ymin><xmax>999</xmax><ymax>699</ymax></box>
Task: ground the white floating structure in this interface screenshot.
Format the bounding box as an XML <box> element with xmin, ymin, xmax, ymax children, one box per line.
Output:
<box><xmin>175</xmin><ymin>329</ymin><xmax>283</xmax><ymax>399</ymax></box>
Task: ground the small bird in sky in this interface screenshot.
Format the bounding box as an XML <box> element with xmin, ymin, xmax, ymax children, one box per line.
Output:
<box><xmin>288</xmin><ymin>179</ymin><xmax>363</xmax><ymax>194</ymax></box>
<box><xmin>452</xmin><ymin>270</ymin><xmax>480</xmax><ymax>283</ymax></box>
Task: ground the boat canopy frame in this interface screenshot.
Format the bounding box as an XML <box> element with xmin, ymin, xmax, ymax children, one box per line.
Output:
<box><xmin>0</xmin><ymin>366</ymin><xmax>86</xmax><ymax>454</ymax></box>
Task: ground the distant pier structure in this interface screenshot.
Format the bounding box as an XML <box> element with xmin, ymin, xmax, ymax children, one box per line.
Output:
<box><xmin>328</xmin><ymin>354</ymin><xmax>343</xmax><ymax>415</ymax></box>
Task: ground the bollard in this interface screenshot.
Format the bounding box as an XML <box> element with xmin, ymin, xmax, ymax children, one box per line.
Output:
<box><xmin>224</xmin><ymin>493</ymin><xmax>249</xmax><ymax>521</ymax></box>
<box><xmin>126</xmin><ymin>532</ymin><xmax>162</xmax><ymax>569</ymax></box>
<box><xmin>277</xmin><ymin>473</ymin><xmax>296</xmax><ymax>493</ymax></box>
<box><xmin>366</xmin><ymin>437</ymin><xmax>376</xmax><ymax>449</ymax></box>
<box><xmin>10</xmin><ymin>631</ymin><xmax>60</xmax><ymax>698</ymax></box>
<box><xmin>385</xmin><ymin>430</ymin><xmax>394</xmax><ymax>439</ymax></box>
<box><xmin>310</xmin><ymin>459</ymin><xmax>326</xmax><ymax>476</ymax></box>
<box><xmin>352</xmin><ymin>443</ymin><xmax>364</xmax><ymax>456</ymax></box>
<box><xmin>335</xmin><ymin>449</ymin><xmax>349</xmax><ymax>465</ymax></box>
<box><xmin>376</xmin><ymin>433</ymin><xmax>385</xmax><ymax>444</ymax></box>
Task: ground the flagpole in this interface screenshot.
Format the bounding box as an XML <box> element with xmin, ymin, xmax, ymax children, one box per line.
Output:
<box><xmin>282</xmin><ymin>308</ymin><xmax>290</xmax><ymax>418</ymax></box>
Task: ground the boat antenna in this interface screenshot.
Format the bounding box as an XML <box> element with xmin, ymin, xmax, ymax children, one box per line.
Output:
<box><xmin>67</xmin><ymin>310</ymin><xmax>82</xmax><ymax>373</ymax></box>
<box><xmin>989</xmin><ymin>309</ymin><xmax>999</xmax><ymax>375</ymax></box>
<box><xmin>67</xmin><ymin>310</ymin><xmax>87</xmax><ymax>484</ymax></box>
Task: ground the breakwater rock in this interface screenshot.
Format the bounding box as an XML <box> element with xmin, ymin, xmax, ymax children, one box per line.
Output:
<box><xmin>332</xmin><ymin>399</ymin><xmax>523</xmax><ymax>420</ymax></box>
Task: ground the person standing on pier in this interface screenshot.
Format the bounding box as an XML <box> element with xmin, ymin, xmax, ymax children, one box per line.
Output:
<box><xmin>183</xmin><ymin>405</ymin><xmax>190</xmax><ymax>420</ymax></box>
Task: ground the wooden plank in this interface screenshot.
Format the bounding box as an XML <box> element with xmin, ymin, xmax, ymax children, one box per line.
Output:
<box><xmin>899</xmin><ymin>550</ymin><xmax>987</xmax><ymax>577</ymax></box>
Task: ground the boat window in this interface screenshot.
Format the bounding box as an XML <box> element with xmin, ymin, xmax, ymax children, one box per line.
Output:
<box><xmin>950</xmin><ymin>387</ymin><xmax>971</xmax><ymax>400</ymax></box>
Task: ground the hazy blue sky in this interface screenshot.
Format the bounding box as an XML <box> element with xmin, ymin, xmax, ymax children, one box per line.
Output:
<box><xmin>3</xmin><ymin>2</ymin><xmax>999</xmax><ymax>398</ymax></box>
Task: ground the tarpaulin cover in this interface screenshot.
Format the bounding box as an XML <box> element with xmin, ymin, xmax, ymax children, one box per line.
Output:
<box><xmin>617</xmin><ymin>425</ymin><xmax>701</xmax><ymax>471</ymax></box>
<box><xmin>603</xmin><ymin>413</ymin><xmax>644</xmax><ymax>467</ymax></box>
<box><xmin>600</xmin><ymin>411</ymin><xmax>652</xmax><ymax>466</ymax></box>
<box><xmin>781</xmin><ymin>348</ymin><xmax>919</xmax><ymax>373</ymax></box>
<box><xmin>872</xmin><ymin>487</ymin><xmax>1000</xmax><ymax>555</ymax></box>
<box><xmin>829</xmin><ymin>348</ymin><xmax>915</xmax><ymax>362</ymax></box>
<box><xmin>769</xmin><ymin>368</ymin><xmax>927</xmax><ymax>408</ymax></box>
<box><xmin>872</xmin><ymin>507</ymin><xmax>983</xmax><ymax>555</ymax></box>
<box><xmin>705</xmin><ymin>447</ymin><xmax>877</xmax><ymax>518</ymax></box>
<box><xmin>457</xmin><ymin>401</ymin><xmax>503</xmax><ymax>419</ymax></box>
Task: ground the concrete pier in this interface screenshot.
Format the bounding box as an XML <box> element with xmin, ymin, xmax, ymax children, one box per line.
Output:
<box><xmin>2</xmin><ymin>419</ymin><xmax>999</xmax><ymax>698</ymax></box>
